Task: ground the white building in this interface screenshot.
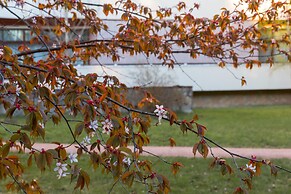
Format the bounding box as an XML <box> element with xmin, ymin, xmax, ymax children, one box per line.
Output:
<box><xmin>0</xmin><ymin>0</ymin><xmax>290</xmax><ymax>96</ymax></box>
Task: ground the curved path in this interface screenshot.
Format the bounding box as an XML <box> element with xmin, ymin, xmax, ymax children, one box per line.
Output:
<box><xmin>27</xmin><ymin>143</ymin><xmax>291</xmax><ymax>159</ymax></box>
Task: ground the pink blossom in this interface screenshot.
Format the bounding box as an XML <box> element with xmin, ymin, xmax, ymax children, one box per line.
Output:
<box><xmin>154</xmin><ymin>105</ymin><xmax>168</xmax><ymax>124</ymax></box>
<box><xmin>101</xmin><ymin>119</ymin><xmax>113</xmax><ymax>135</ymax></box>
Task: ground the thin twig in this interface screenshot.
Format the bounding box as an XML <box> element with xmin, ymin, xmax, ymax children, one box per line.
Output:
<box><xmin>141</xmin><ymin>150</ymin><xmax>172</xmax><ymax>165</ymax></box>
<box><xmin>6</xmin><ymin>165</ymin><xmax>27</xmax><ymax>194</ymax></box>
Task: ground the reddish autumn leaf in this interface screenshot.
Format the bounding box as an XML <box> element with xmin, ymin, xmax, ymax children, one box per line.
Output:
<box><xmin>171</xmin><ymin>162</ymin><xmax>184</xmax><ymax>175</ymax></box>
<box><xmin>169</xmin><ymin>137</ymin><xmax>176</xmax><ymax>147</ymax></box>
<box><xmin>234</xmin><ymin>187</ymin><xmax>246</xmax><ymax>194</ymax></box>
<box><xmin>196</xmin><ymin>123</ymin><xmax>207</xmax><ymax>136</ymax></box>
<box><xmin>192</xmin><ymin>142</ymin><xmax>199</xmax><ymax>157</ymax></box>
<box><xmin>241</xmin><ymin>76</ymin><xmax>247</xmax><ymax>86</ymax></box>
<box><xmin>180</xmin><ymin>122</ymin><xmax>187</xmax><ymax>134</ymax></box>
<box><xmin>270</xmin><ymin>164</ymin><xmax>278</xmax><ymax>176</ymax></box>
<box><xmin>243</xmin><ymin>178</ymin><xmax>253</xmax><ymax>190</ymax></box>
<box><xmin>0</xmin><ymin>0</ymin><xmax>290</xmax><ymax>193</ymax></box>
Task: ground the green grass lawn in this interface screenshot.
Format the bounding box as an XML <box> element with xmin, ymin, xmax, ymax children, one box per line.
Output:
<box><xmin>1</xmin><ymin>105</ymin><xmax>291</xmax><ymax>148</ymax></box>
<box><xmin>1</xmin><ymin>155</ymin><xmax>290</xmax><ymax>194</ymax></box>
<box><xmin>148</xmin><ymin>105</ymin><xmax>291</xmax><ymax>148</ymax></box>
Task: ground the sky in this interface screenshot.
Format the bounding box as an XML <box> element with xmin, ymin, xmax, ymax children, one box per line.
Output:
<box><xmin>0</xmin><ymin>0</ymin><xmax>239</xmax><ymax>19</ymax></box>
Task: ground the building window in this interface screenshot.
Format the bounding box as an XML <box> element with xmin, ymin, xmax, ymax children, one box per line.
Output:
<box><xmin>259</xmin><ymin>20</ymin><xmax>290</xmax><ymax>63</ymax></box>
<box><xmin>1</xmin><ymin>27</ymin><xmax>90</xmax><ymax>65</ymax></box>
<box><xmin>3</xmin><ymin>29</ymin><xmax>24</xmax><ymax>42</ymax></box>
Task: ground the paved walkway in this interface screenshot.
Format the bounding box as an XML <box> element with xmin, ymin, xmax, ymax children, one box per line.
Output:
<box><xmin>27</xmin><ymin>143</ymin><xmax>291</xmax><ymax>159</ymax></box>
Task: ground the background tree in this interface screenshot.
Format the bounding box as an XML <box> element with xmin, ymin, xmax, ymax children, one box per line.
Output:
<box><xmin>0</xmin><ymin>0</ymin><xmax>290</xmax><ymax>193</ymax></box>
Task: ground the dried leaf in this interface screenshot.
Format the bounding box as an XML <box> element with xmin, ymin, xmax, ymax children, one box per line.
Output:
<box><xmin>192</xmin><ymin>143</ymin><xmax>199</xmax><ymax>157</ymax></box>
<box><xmin>74</xmin><ymin>122</ymin><xmax>84</xmax><ymax>137</ymax></box>
<box><xmin>180</xmin><ymin>122</ymin><xmax>187</xmax><ymax>134</ymax></box>
<box><xmin>1</xmin><ymin>143</ymin><xmax>10</xmax><ymax>158</ymax></box>
<box><xmin>20</xmin><ymin>132</ymin><xmax>32</xmax><ymax>149</ymax></box>
<box><xmin>243</xmin><ymin>178</ymin><xmax>252</xmax><ymax>190</ymax></box>
<box><xmin>241</xmin><ymin>76</ymin><xmax>247</xmax><ymax>86</ymax></box>
<box><xmin>270</xmin><ymin>164</ymin><xmax>278</xmax><ymax>176</ymax></box>
<box><xmin>36</xmin><ymin>153</ymin><xmax>46</xmax><ymax>172</ymax></box>
<box><xmin>171</xmin><ymin>162</ymin><xmax>183</xmax><ymax>175</ymax></box>
<box><xmin>196</xmin><ymin>123</ymin><xmax>207</xmax><ymax>136</ymax></box>
<box><xmin>169</xmin><ymin>138</ymin><xmax>176</xmax><ymax>147</ymax></box>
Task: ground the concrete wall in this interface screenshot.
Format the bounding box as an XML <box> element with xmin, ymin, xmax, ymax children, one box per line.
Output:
<box><xmin>126</xmin><ymin>86</ymin><xmax>193</xmax><ymax>112</ymax></box>
<box><xmin>125</xmin><ymin>87</ymin><xmax>291</xmax><ymax>110</ymax></box>
<box><xmin>192</xmin><ymin>89</ymin><xmax>291</xmax><ymax>108</ymax></box>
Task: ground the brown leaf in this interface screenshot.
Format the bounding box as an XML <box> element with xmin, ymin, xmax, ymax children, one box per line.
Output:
<box><xmin>36</xmin><ymin>153</ymin><xmax>46</xmax><ymax>172</ymax></box>
<box><xmin>196</xmin><ymin>123</ymin><xmax>207</xmax><ymax>136</ymax></box>
<box><xmin>180</xmin><ymin>122</ymin><xmax>187</xmax><ymax>134</ymax></box>
<box><xmin>45</xmin><ymin>152</ymin><xmax>54</xmax><ymax>168</ymax></box>
<box><xmin>202</xmin><ymin>143</ymin><xmax>209</xmax><ymax>158</ymax></box>
<box><xmin>121</xmin><ymin>171</ymin><xmax>134</xmax><ymax>187</ymax></box>
<box><xmin>221</xmin><ymin>164</ymin><xmax>227</xmax><ymax>175</ymax></box>
<box><xmin>1</xmin><ymin>143</ymin><xmax>11</xmax><ymax>158</ymax></box>
<box><xmin>171</xmin><ymin>162</ymin><xmax>184</xmax><ymax>175</ymax></box>
<box><xmin>27</xmin><ymin>155</ymin><xmax>33</xmax><ymax>167</ymax></box>
<box><xmin>192</xmin><ymin>114</ymin><xmax>199</xmax><ymax>121</ymax></box>
<box><xmin>59</xmin><ymin>148</ymin><xmax>67</xmax><ymax>160</ymax></box>
<box><xmin>80</xmin><ymin>170</ymin><xmax>90</xmax><ymax>189</ymax></box>
<box><xmin>74</xmin><ymin>122</ymin><xmax>84</xmax><ymax>137</ymax></box>
<box><xmin>192</xmin><ymin>143</ymin><xmax>199</xmax><ymax>157</ymax></box>
<box><xmin>225</xmin><ymin>164</ymin><xmax>233</xmax><ymax>174</ymax></box>
<box><xmin>243</xmin><ymin>178</ymin><xmax>252</xmax><ymax>190</ymax></box>
<box><xmin>233</xmin><ymin>187</ymin><xmax>246</xmax><ymax>194</ymax></box>
<box><xmin>74</xmin><ymin>173</ymin><xmax>85</xmax><ymax>190</ymax></box>
<box><xmin>241</xmin><ymin>76</ymin><xmax>247</xmax><ymax>86</ymax></box>
<box><xmin>6</xmin><ymin>107</ymin><xmax>16</xmax><ymax>118</ymax></box>
<box><xmin>20</xmin><ymin>132</ymin><xmax>32</xmax><ymax>149</ymax></box>
<box><xmin>270</xmin><ymin>164</ymin><xmax>278</xmax><ymax>176</ymax></box>
<box><xmin>169</xmin><ymin>111</ymin><xmax>178</xmax><ymax>126</ymax></box>
<box><xmin>169</xmin><ymin>138</ymin><xmax>176</xmax><ymax>147</ymax></box>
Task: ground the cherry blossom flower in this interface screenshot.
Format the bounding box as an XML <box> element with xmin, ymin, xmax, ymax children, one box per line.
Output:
<box><xmin>15</xmin><ymin>85</ymin><xmax>21</xmax><ymax>96</ymax></box>
<box><xmin>54</xmin><ymin>162</ymin><xmax>68</xmax><ymax>179</ymax></box>
<box><xmin>39</xmin><ymin>122</ymin><xmax>45</xmax><ymax>128</ymax></box>
<box><xmin>145</xmin><ymin>97</ymin><xmax>153</xmax><ymax>103</ymax></box>
<box><xmin>81</xmin><ymin>136</ymin><xmax>91</xmax><ymax>146</ymax></box>
<box><xmin>101</xmin><ymin>119</ymin><xmax>113</xmax><ymax>135</ymax></box>
<box><xmin>133</xmin><ymin>117</ymin><xmax>140</xmax><ymax>124</ymax></box>
<box><xmin>15</xmin><ymin>0</ymin><xmax>25</xmax><ymax>7</ymax></box>
<box><xmin>0</xmin><ymin>48</ymin><xmax>3</xmax><ymax>57</ymax></box>
<box><xmin>271</xmin><ymin>39</ymin><xmax>276</xmax><ymax>44</ymax></box>
<box><xmin>0</xmin><ymin>72</ymin><xmax>4</xmax><ymax>85</ymax></box>
<box><xmin>125</xmin><ymin>126</ymin><xmax>130</xmax><ymax>134</ymax></box>
<box><xmin>154</xmin><ymin>105</ymin><xmax>164</xmax><ymax>113</ymax></box>
<box><xmin>52</xmin><ymin>43</ymin><xmax>57</xmax><ymax>48</ymax></box>
<box><xmin>61</xmin><ymin>27</ymin><xmax>66</xmax><ymax>33</ymax></box>
<box><xmin>89</xmin><ymin>131</ymin><xmax>96</xmax><ymax>138</ymax></box>
<box><xmin>154</xmin><ymin>105</ymin><xmax>168</xmax><ymax>124</ymax></box>
<box><xmin>69</xmin><ymin>109</ymin><xmax>74</xmax><ymax>116</ymax></box>
<box><xmin>123</xmin><ymin>157</ymin><xmax>131</xmax><ymax>166</ymax></box>
<box><xmin>32</xmin><ymin>17</ymin><xmax>37</xmax><ymax>24</ymax></box>
<box><xmin>245</xmin><ymin>164</ymin><xmax>256</xmax><ymax>172</ymax></box>
<box><xmin>89</xmin><ymin>120</ymin><xmax>98</xmax><ymax>131</ymax></box>
<box><xmin>68</xmin><ymin>153</ymin><xmax>78</xmax><ymax>163</ymax></box>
